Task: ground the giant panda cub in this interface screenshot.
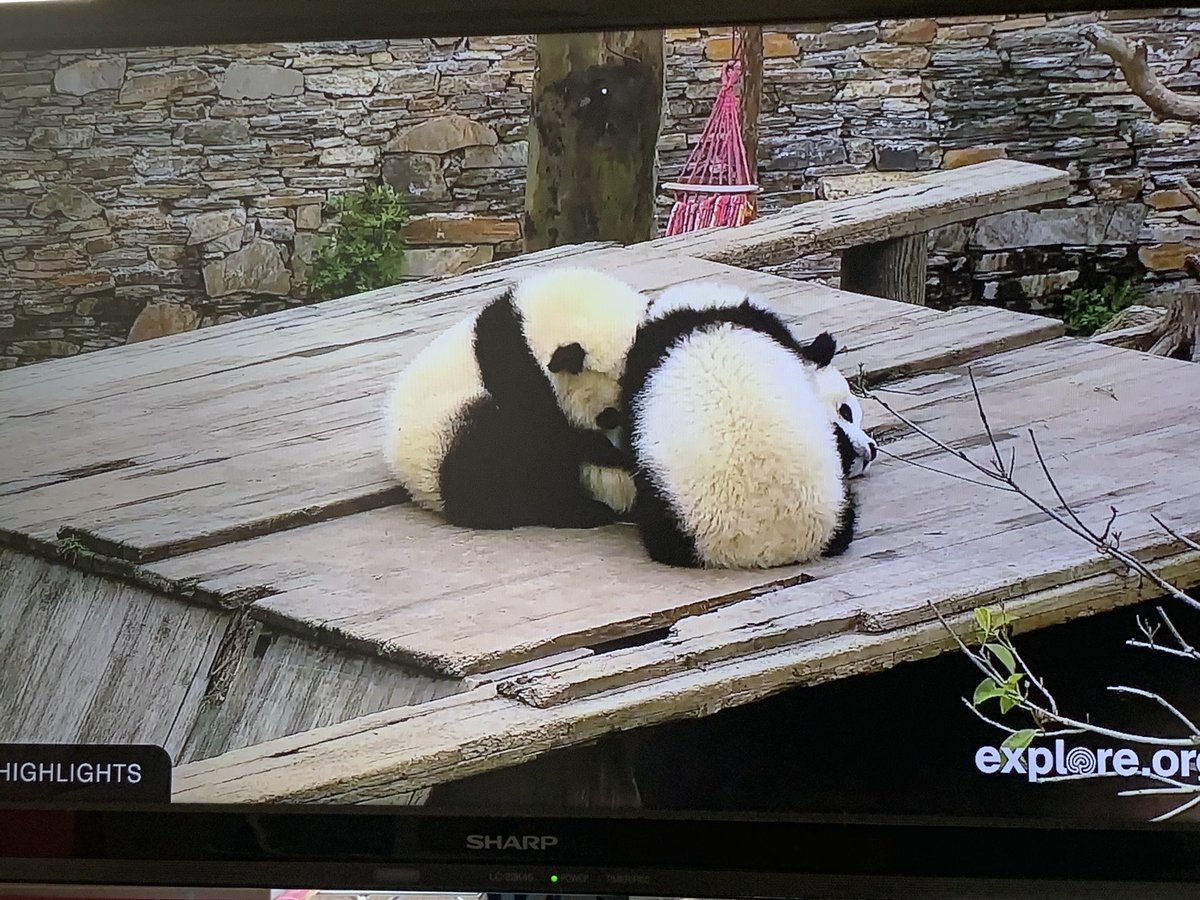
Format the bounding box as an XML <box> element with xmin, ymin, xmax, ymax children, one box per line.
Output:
<box><xmin>383</xmin><ymin>266</ymin><xmax>646</xmax><ymax>530</ymax></box>
<box><xmin>619</xmin><ymin>282</ymin><xmax>875</xmax><ymax>569</ymax></box>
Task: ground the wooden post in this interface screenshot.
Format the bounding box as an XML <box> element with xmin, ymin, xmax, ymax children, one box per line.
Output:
<box><xmin>524</xmin><ymin>31</ymin><xmax>666</xmax><ymax>252</ymax></box>
<box><xmin>841</xmin><ymin>234</ymin><xmax>929</xmax><ymax>306</ymax></box>
<box><xmin>735</xmin><ymin>26</ymin><xmax>762</xmax><ymax>192</ymax></box>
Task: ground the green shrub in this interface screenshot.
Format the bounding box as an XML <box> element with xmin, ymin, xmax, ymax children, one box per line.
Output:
<box><xmin>307</xmin><ymin>184</ymin><xmax>410</xmax><ymax>300</ymax></box>
<box><xmin>1049</xmin><ymin>277</ymin><xmax>1142</xmax><ymax>337</ymax></box>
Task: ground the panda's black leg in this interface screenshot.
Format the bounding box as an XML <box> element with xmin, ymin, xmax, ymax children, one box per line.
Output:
<box><xmin>570</xmin><ymin>427</ymin><xmax>633</xmax><ymax>469</ymax></box>
<box><xmin>632</xmin><ymin>477</ymin><xmax>701</xmax><ymax>567</ymax></box>
<box><xmin>822</xmin><ymin>484</ymin><xmax>857</xmax><ymax>558</ymax></box>
<box><xmin>538</xmin><ymin>493</ymin><xmax>620</xmax><ymax>529</ymax></box>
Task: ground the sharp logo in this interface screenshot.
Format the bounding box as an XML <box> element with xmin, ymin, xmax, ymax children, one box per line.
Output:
<box><xmin>465</xmin><ymin>834</ymin><xmax>560</xmax><ymax>851</ymax></box>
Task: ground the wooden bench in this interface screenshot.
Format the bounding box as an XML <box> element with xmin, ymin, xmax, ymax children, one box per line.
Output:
<box><xmin>651</xmin><ymin>158</ymin><xmax>1070</xmax><ymax>305</ymax></box>
<box><xmin>14</xmin><ymin>159</ymin><xmax>1191</xmax><ymax>809</ymax></box>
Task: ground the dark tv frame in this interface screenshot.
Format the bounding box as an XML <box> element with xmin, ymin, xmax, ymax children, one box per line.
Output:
<box><xmin>3</xmin><ymin>805</ymin><xmax>1200</xmax><ymax>898</ymax></box>
<box><xmin>2</xmin><ymin>0</ymin><xmax>1199</xmax><ymax>896</ymax></box>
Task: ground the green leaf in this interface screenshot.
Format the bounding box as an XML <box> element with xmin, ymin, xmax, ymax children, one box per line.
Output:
<box><xmin>974</xmin><ymin>607</ymin><xmax>992</xmax><ymax>639</ymax></box>
<box><xmin>973</xmin><ymin>677</ymin><xmax>1003</xmax><ymax>706</ymax></box>
<box><xmin>1001</xmin><ymin>729</ymin><xmax>1039</xmax><ymax>751</ymax></box>
<box><xmin>986</xmin><ymin>643</ymin><xmax>1017</xmax><ymax>675</ymax></box>
<box><xmin>999</xmin><ymin>695</ymin><xmax>1017</xmax><ymax>714</ymax></box>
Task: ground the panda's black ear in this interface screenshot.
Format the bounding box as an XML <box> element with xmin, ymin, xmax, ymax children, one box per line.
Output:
<box><xmin>805</xmin><ymin>331</ymin><xmax>837</xmax><ymax>368</ymax></box>
<box><xmin>548</xmin><ymin>342</ymin><xmax>586</xmax><ymax>374</ymax></box>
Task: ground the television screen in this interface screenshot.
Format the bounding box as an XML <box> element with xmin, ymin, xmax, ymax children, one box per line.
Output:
<box><xmin>2</xmin><ymin>5</ymin><xmax>1200</xmax><ymax>837</ymax></box>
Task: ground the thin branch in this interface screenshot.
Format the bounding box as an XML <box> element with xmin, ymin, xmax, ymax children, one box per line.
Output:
<box><xmin>927</xmin><ymin>599</ymin><xmax>1200</xmax><ymax>747</ymax></box>
<box><xmin>1107</xmin><ymin>685</ymin><xmax>1200</xmax><ymax>737</ymax></box>
<box><xmin>1152</xmin><ymin>513</ymin><xmax>1200</xmax><ymax>554</ymax></box>
<box><xmin>969</xmin><ymin>368</ymin><xmax>1007</xmax><ymax>476</ymax></box>
<box><xmin>1027</xmin><ymin>428</ymin><xmax>1108</xmax><ymax>545</ymax></box>
<box><xmin>877</xmin><ymin>446</ymin><xmax>1012</xmax><ymax>492</ymax></box>
<box><xmin>865</xmin><ymin>390</ymin><xmax>1009</xmax><ymax>483</ymax></box>
<box><xmin>1082</xmin><ymin>25</ymin><xmax>1200</xmax><ymax>123</ymax></box>
<box><xmin>1152</xmin><ymin>793</ymin><xmax>1200</xmax><ymax>823</ymax></box>
<box><xmin>1118</xmin><ymin>786</ymin><xmax>1200</xmax><ymax>797</ymax></box>
<box><xmin>1126</xmin><ymin>640</ymin><xmax>1200</xmax><ymax>663</ymax></box>
<box><xmin>1158</xmin><ymin>607</ymin><xmax>1200</xmax><ymax>657</ymax></box>
<box><xmin>962</xmin><ymin>697</ymin><xmax>1018</xmax><ymax>735</ymax></box>
<box><xmin>1005</xmin><ymin>639</ymin><xmax>1059</xmax><ymax>715</ymax></box>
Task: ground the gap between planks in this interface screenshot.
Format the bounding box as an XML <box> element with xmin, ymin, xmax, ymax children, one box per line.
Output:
<box><xmin>170</xmin><ymin>545</ymin><xmax>1200</xmax><ymax>804</ymax></box>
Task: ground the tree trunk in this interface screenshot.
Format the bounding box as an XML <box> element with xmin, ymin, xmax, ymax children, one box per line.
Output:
<box><xmin>524</xmin><ymin>31</ymin><xmax>666</xmax><ymax>252</ymax></box>
<box><xmin>735</xmin><ymin>25</ymin><xmax>762</xmax><ymax>209</ymax></box>
<box><xmin>841</xmin><ymin>234</ymin><xmax>929</xmax><ymax>305</ymax></box>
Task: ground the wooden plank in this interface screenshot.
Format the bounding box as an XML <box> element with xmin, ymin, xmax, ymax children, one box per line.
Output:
<box><xmin>643</xmin><ymin>160</ymin><xmax>1070</xmax><ymax>268</ymax></box>
<box><xmin>179</xmin><ymin>622</ymin><xmax>462</xmax><ymax>763</ymax></box>
<box><xmin>841</xmin><ymin>234</ymin><xmax>929</xmax><ymax>305</ymax></box>
<box><xmin>0</xmin><ymin>546</ymin><xmax>464</xmax><ymax>761</ymax></box>
<box><xmin>0</xmin><ymin>547</ymin><xmax>227</xmax><ymax>760</ymax></box>
<box><xmin>1</xmin><ymin>254</ymin><xmax>1060</xmax><ymax>564</ymax></box>
<box><xmin>170</xmin><ymin>547</ymin><xmax>1200</xmax><ymax>804</ymax></box>
<box><xmin>496</xmin><ymin>489</ymin><xmax>1200</xmax><ymax>709</ymax></box>
<box><xmin>148</xmin><ymin>510</ymin><xmax>814</xmax><ymax>677</ymax></box>
<box><xmin>142</xmin><ymin>339</ymin><xmax>1193</xmax><ymax>682</ymax></box>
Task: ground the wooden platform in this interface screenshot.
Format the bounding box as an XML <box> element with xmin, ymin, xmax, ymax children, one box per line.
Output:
<box><xmin>8</xmin><ymin>159</ymin><xmax>1197</xmax><ymax>804</ymax></box>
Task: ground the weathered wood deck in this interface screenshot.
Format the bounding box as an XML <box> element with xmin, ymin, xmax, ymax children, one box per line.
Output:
<box><xmin>6</xmin><ymin>160</ymin><xmax>1197</xmax><ymax>804</ymax></box>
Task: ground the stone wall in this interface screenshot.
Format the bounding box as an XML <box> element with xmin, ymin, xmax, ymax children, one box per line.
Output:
<box><xmin>2</xmin><ymin>9</ymin><xmax>1199</xmax><ymax>367</ymax></box>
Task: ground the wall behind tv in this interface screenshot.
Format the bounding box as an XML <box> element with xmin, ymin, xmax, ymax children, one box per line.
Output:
<box><xmin>1</xmin><ymin>8</ymin><xmax>1197</xmax><ymax>367</ymax></box>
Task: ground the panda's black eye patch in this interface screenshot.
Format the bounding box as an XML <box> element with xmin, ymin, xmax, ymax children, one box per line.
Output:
<box><xmin>548</xmin><ymin>342</ymin><xmax>586</xmax><ymax>374</ymax></box>
<box><xmin>595</xmin><ymin>407</ymin><xmax>621</xmax><ymax>430</ymax></box>
<box><xmin>839</xmin><ymin>403</ymin><xmax>854</xmax><ymax>422</ymax></box>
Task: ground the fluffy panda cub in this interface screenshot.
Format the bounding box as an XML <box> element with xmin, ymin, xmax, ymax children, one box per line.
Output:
<box><xmin>383</xmin><ymin>266</ymin><xmax>646</xmax><ymax>529</ymax></box>
<box><xmin>619</xmin><ymin>282</ymin><xmax>875</xmax><ymax>569</ymax></box>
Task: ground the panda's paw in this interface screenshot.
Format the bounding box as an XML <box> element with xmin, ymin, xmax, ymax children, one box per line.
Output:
<box><xmin>573</xmin><ymin>429</ymin><xmax>632</xmax><ymax>469</ymax></box>
<box><xmin>552</xmin><ymin>498</ymin><xmax>621</xmax><ymax>529</ymax></box>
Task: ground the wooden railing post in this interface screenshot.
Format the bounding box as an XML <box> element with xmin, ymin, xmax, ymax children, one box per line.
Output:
<box><xmin>840</xmin><ymin>233</ymin><xmax>929</xmax><ymax>306</ymax></box>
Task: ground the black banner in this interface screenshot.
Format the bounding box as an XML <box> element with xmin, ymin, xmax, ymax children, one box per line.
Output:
<box><xmin>0</xmin><ymin>744</ymin><xmax>171</xmax><ymax>803</ymax></box>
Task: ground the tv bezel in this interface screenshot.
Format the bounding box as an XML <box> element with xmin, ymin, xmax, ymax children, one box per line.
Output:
<box><xmin>2</xmin><ymin>0</ymin><xmax>1198</xmax><ymax>894</ymax></box>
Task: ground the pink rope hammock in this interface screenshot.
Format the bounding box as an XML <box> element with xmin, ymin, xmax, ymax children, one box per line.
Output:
<box><xmin>663</xmin><ymin>56</ymin><xmax>760</xmax><ymax>237</ymax></box>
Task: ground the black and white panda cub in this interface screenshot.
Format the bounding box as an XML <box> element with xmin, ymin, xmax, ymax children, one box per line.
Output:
<box><xmin>619</xmin><ymin>282</ymin><xmax>876</xmax><ymax>569</ymax></box>
<box><xmin>383</xmin><ymin>267</ymin><xmax>645</xmax><ymax>529</ymax></box>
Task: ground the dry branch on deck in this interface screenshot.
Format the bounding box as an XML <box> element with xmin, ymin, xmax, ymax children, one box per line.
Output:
<box><xmin>1092</xmin><ymin>256</ymin><xmax>1200</xmax><ymax>362</ymax></box>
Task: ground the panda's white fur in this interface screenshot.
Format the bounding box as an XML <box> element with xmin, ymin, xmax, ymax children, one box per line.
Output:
<box><xmin>649</xmin><ymin>282</ymin><xmax>877</xmax><ymax>478</ymax></box>
<box><xmin>383</xmin><ymin>312</ymin><xmax>481</xmax><ymax>511</ymax></box>
<box><xmin>813</xmin><ymin>360</ymin><xmax>877</xmax><ymax>479</ymax></box>
<box><xmin>383</xmin><ymin>266</ymin><xmax>646</xmax><ymax>519</ymax></box>
<box><xmin>624</xmin><ymin>281</ymin><xmax>864</xmax><ymax>568</ymax></box>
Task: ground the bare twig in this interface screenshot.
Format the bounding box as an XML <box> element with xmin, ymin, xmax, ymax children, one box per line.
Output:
<box><xmin>1153</xmin><ymin>793</ymin><xmax>1200</xmax><ymax>823</ymax></box>
<box><xmin>1006</xmin><ymin>640</ymin><xmax>1059</xmax><ymax>716</ymax></box>
<box><xmin>969</xmin><ymin>369</ymin><xmax>1007</xmax><ymax>476</ymax></box>
<box><xmin>962</xmin><ymin>697</ymin><xmax>1018</xmax><ymax>735</ymax></box>
<box><xmin>867</xmin><ymin>368</ymin><xmax>1200</xmax><ymax>615</ymax></box>
<box><xmin>877</xmin><ymin>446</ymin><xmax>1010</xmax><ymax>492</ymax></box>
<box><xmin>1126</xmin><ymin>640</ymin><xmax>1200</xmax><ymax>663</ymax></box>
<box><xmin>1118</xmin><ymin>786</ymin><xmax>1200</xmax><ymax>797</ymax></box>
<box><xmin>1108</xmin><ymin>686</ymin><xmax>1200</xmax><ymax>737</ymax></box>
<box><xmin>1158</xmin><ymin>607</ymin><xmax>1200</xmax><ymax>657</ymax></box>
<box><xmin>1082</xmin><ymin>25</ymin><xmax>1200</xmax><ymax>123</ymax></box>
<box><xmin>1153</xmin><ymin>513</ymin><xmax>1200</xmax><ymax>554</ymax></box>
<box><xmin>1129</xmin><ymin>607</ymin><xmax>1200</xmax><ymax>662</ymax></box>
